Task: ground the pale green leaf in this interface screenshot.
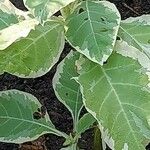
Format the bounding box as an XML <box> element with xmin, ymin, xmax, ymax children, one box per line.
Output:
<box><xmin>0</xmin><ymin>90</ymin><xmax>68</xmax><ymax>143</ymax></box>
<box><xmin>53</xmin><ymin>51</ymin><xmax>95</xmax><ymax>149</ymax></box>
<box><xmin>76</xmin><ymin>53</ymin><xmax>150</xmax><ymax>150</ymax></box>
<box><xmin>76</xmin><ymin>113</ymin><xmax>95</xmax><ymax>135</ymax></box>
<box><xmin>116</xmin><ymin>15</ymin><xmax>150</xmax><ymax>70</ymax></box>
<box><xmin>65</xmin><ymin>1</ymin><xmax>120</xmax><ymax>65</ymax></box>
<box><xmin>23</xmin><ymin>0</ymin><xmax>75</xmax><ymax>23</ymax></box>
<box><xmin>53</xmin><ymin>51</ymin><xmax>83</xmax><ymax>130</ymax></box>
<box><xmin>0</xmin><ymin>19</ymin><xmax>65</xmax><ymax>78</ymax></box>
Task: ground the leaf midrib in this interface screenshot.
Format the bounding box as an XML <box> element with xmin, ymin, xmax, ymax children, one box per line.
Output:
<box><xmin>0</xmin><ymin>116</ymin><xmax>67</xmax><ymax>138</ymax></box>
<box><xmin>0</xmin><ymin>116</ymin><xmax>52</xmax><ymax>131</ymax></box>
<box><xmin>85</xmin><ymin>1</ymin><xmax>100</xmax><ymax>54</ymax></box>
<box><xmin>74</xmin><ymin>88</ymin><xmax>83</xmax><ymax>131</ymax></box>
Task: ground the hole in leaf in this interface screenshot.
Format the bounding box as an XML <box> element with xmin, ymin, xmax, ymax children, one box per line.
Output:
<box><xmin>116</xmin><ymin>36</ymin><xmax>121</xmax><ymax>40</ymax></box>
<box><xmin>100</xmin><ymin>17</ymin><xmax>106</xmax><ymax>22</ymax></box>
<box><xmin>37</xmin><ymin>108</ymin><xmax>40</xmax><ymax>112</ymax></box>
<box><xmin>84</xmin><ymin>17</ymin><xmax>88</xmax><ymax>21</ymax></box>
<box><xmin>103</xmin><ymin>61</ymin><xmax>108</xmax><ymax>65</ymax></box>
<box><xmin>33</xmin><ymin>106</ymin><xmax>46</xmax><ymax>120</ymax></box>
<box><xmin>100</xmin><ymin>28</ymin><xmax>108</xmax><ymax>32</ymax></box>
<box><xmin>79</xmin><ymin>8</ymin><xmax>85</xmax><ymax>14</ymax></box>
<box><xmin>66</xmin><ymin>93</ymin><xmax>68</xmax><ymax>96</ymax></box>
<box><xmin>33</xmin><ymin>112</ymin><xmax>42</xmax><ymax>120</ymax></box>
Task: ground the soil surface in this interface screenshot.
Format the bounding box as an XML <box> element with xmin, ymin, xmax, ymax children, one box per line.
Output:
<box><xmin>0</xmin><ymin>0</ymin><xmax>150</xmax><ymax>150</ymax></box>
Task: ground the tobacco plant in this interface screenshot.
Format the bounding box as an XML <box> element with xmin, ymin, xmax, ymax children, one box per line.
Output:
<box><xmin>0</xmin><ymin>0</ymin><xmax>150</xmax><ymax>149</ymax></box>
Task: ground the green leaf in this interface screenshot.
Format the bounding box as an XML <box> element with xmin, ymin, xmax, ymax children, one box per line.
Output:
<box><xmin>53</xmin><ymin>51</ymin><xmax>96</xmax><ymax>148</ymax></box>
<box><xmin>23</xmin><ymin>0</ymin><xmax>75</xmax><ymax>23</ymax></box>
<box><xmin>0</xmin><ymin>90</ymin><xmax>68</xmax><ymax>143</ymax></box>
<box><xmin>76</xmin><ymin>53</ymin><xmax>150</xmax><ymax>150</ymax></box>
<box><xmin>0</xmin><ymin>19</ymin><xmax>65</xmax><ymax>78</ymax></box>
<box><xmin>53</xmin><ymin>51</ymin><xmax>83</xmax><ymax>130</ymax></box>
<box><xmin>76</xmin><ymin>113</ymin><xmax>95</xmax><ymax>135</ymax></box>
<box><xmin>116</xmin><ymin>15</ymin><xmax>150</xmax><ymax>70</ymax></box>
<box><xmin>65</xmin><ymin>1</ymin><xmax>120</xmax><ymax>65</ymax></box>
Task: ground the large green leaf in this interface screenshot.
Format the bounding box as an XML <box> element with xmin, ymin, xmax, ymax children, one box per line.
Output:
<box><xmin>53</xmin><ymin>51</ymin><xmax>83</xmax><ymax>130</ymax></box>
<box><xmin>116</xmin><ymin>15</ymin><xmax>150</xmax><ymax>70</ymax></box>
<box><xmin>23</xmin><ymin>0</ymin><xmax>75</xmax><ymax>23</ymax></box>
<box><xmin>53</xmin><ymin>51</ymin><xmax>95</xmax><ymax>148</ymax></box>
<box><xmin>0</xmin><ymin>90</ymin><xmax>68</xmax><ymax>143</ymax></box>
<box><xmin>0</xmin><ymin>19</ymin><xmax>65</xmax><ymax>78</ymax></box>
<box><xmin>76</xmin><ymin>53</ymin><xmax>150</xmax><ymax>150</ymax></box>
<box><xmin>53</xmin><ymin>51</ymin><xmax>95</xmax><ymax>131</ymax></box>
<box><xmin>65</xmin><ymin>1</ymin><xmax>120</xmax><ymax>65</ymax></box>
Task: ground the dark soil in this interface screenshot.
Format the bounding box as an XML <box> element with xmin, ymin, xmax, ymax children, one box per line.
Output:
<box><xmin>0</xmin><ymin>0</ymin><xmax>150</xmax><ymax>150</ymax></box>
